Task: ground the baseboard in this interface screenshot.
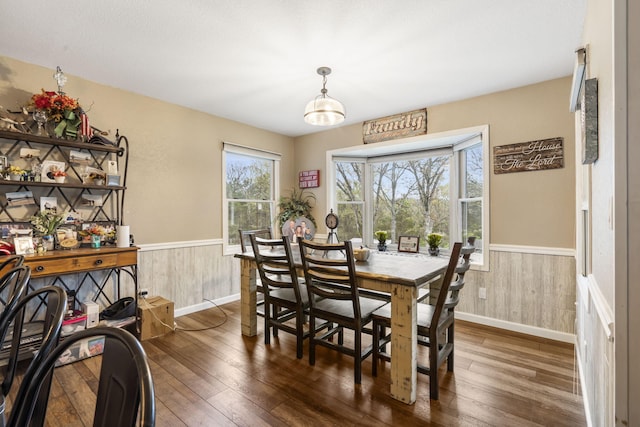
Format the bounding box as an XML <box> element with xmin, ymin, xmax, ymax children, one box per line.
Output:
<box><xmin>455</xmin><ymin>311</ymin><xmax>575</xmax><ymax>343</ymax></box>
<box><xmin>575</xmin><ymin>336</ymin><xmax>594</xmax><ymax>427</ymax></box>
<box><xmin>174</xmin><ymin>293</ymin><xmax>240</xmax><ymax>317</ymax></box>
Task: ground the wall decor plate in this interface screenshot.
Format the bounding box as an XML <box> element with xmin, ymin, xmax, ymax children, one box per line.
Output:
<box><xmin>41</xmin><ymin>160</ymin><xmax>66</xmax><ymax>183</ymax></box>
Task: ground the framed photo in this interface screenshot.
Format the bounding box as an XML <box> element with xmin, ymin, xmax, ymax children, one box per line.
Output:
<box><xmin>41</xmin><ymin>160</ymin><xmax>66</xmax><ymax>183</ymax></box>
<box><xmin>14</xmin><ymin>236</ymin><xmax>34</xmax><ymax>255</ymax></box>
<box><xmin>398</xmin><ymin>235</ymin><xmax>420</xmax><ymax>253</ymax></box>
<box><xmin>281</xmin><ymin>216</ymin><xmax>315</xmax><ymax>243</ymax></box>
<box><xmin>40</xmin><ymin>196</ymin><xmax>58</xmax><ymax>212</ymax></box>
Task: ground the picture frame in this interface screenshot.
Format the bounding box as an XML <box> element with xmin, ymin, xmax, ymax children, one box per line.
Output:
<box><xmin>281</xmin><ymin>216</ymin><xmax>315</xmax><ymax>243</ymax></box>
<box><xmin>14</xmin><ymin>236</ymin><xmax>34</xmax><ymax>255</ymax></box>
<box><xmin>41</xmin><ymin>160</ymin><xmax>66</xmax><ymax>183</ymax></box>
<box><xmin>398</xmin><ymin>235</ymin><xmax>420</xmax><ymax>253</ymax></box>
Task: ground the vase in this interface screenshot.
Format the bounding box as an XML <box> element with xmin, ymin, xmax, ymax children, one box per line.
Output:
<box><xmin>42</xmin><ymin>235</ymin><xmax>55</xmax><ymax>251</ymax></box>
<box><xmin>32</xmin><ymin>110</ymin><xmax>48</xmax><ymax>136</ymax></box>
<box><xmin>428</xmin><ymin>247</ymin><xmax>440</xmax><ymax>256</ymax></box>
<box><xmin>54</xmin><ymin>176</ymin><xmax>66</xmax><ymax>184</ymax></box>
<box><xmin>9</xmin><ymin>173</ymin><xmax>22</xmax><ymax>181</ymax></box>
<box><xmin>377</xmin><ymin>242</ymin><xmax>387</xmax><ymax>252</ymax></box>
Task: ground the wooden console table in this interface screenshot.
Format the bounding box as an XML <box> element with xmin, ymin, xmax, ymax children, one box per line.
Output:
<box><xmin>21</xmin><ymin>246</ymin><xmax>139</xmax><ymax>331</ymax></box>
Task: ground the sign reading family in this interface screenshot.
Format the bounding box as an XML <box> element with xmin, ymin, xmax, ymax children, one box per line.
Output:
<box><xmin>362</xmin><ymin>108</ymin><xmax>427</xmax><ymax>144</ymax></box>
<box><xmin>493</xmin><ymin>137</ymin><xmax>564</xmax><ymax>174</ymax></box>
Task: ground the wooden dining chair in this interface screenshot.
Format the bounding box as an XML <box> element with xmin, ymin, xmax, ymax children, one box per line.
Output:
<box><xmin>298</xmin><ymin>238</ymin><xmax>387</xmax><ymax>384</ymax></box>
<box><xmin>250</xmin><ymin>235</ymin><xmax>327</xmax><ymax>359</ymax></box>
<box><xmin>238</xmin><ymin>228</ymin><xmax>273</xmax><ymax>317</ymax></box>
<box><xmin>371</xmin><ymin>242</ymin><xmax>462</xmax><ymax>400</ymax></box>
<box><xmin>8</xmin><ymin>326</ymin><xmax>155</xmax><ymax>427</ymax></box>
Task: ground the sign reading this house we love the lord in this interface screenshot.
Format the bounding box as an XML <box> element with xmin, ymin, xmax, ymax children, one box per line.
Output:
<box><xmin>493</xmin><ymin>137</ymin><xmax>564</xmax><ymax>174</ymax></box>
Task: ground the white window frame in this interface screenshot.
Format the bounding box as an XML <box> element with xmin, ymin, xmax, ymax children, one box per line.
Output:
<box><xmin>222</xmin><ymin>142</ymin><xmax>280</xmax><ymax>254</ymax></box>
<box><xmin>326</xmin><ymin>125</ymin><xmax>489</xmax><ymax>270</ymax></box>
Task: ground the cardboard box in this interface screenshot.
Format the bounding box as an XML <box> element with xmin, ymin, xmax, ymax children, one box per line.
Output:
<box><xmin>138</xmin><ymin>296</ymin><xmax>174</xmax><ymax>341</ymax></box>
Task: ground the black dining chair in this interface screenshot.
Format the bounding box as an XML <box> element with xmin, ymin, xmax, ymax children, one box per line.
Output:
<box><xmin>372</xmin><ymin>242</ymin><xmax>462</xmax><ymax>400</ymax></box>
<box><xmin>8</xmin><ymin>326</ymin><xmax>155</xmax><ymax>427</ymax></box>
<box><xmin>238</xmin><ymin>228</ymin><xmax>273</xmax><ymax>317</ymax></box>
<box><xmin>250</xmin><ymin>234</ymin><xmax>327</xmax><ymax>359</ymax></box>
<box><xmin>0</xmin><ymin>285</ymin><xmax>67</xmax><ymax>427</ymax></box>
<box><xmin>298</xmin><ymin>238</ymin><xmax>387</xmax><ymax>384</ymax></box>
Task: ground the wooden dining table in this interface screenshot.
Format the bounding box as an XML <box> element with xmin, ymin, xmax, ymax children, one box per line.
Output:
<box><xmin>235</xmin><ymin>247</ymin><xmax>449</xmax><ymax>404</ymax></box>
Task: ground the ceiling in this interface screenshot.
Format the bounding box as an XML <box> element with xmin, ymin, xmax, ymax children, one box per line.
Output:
<box><xmin>0</xmin><ymin>1</ymin><xmax>586</xmax><ymax>138</ymax></box>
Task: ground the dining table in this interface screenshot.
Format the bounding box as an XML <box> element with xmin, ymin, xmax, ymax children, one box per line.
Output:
<box><xmin>235</xmin><ymin>246</ymin><xmax>449</xmax><ymax>404</ymax></box>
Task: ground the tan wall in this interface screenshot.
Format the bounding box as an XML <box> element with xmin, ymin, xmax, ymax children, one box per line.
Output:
<box><xmin>0</xmin><ymin>56</ymin><xmax>295</xmax><ymax>244</ymax></box>
<box><xmin>294</xmin><ymin>77</ymin><xmax>576</xmax><ymax>249</ymax></box>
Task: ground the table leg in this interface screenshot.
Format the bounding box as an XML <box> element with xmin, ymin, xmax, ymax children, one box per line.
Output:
<box><xmin>389</xmin><ymin>284</ymin><xmax>418</xmax><ymax>404</ymax></box>
<box><xmin>240</xmin><ymin>258</ymin><xmax>257</xmax><ymax>336</ymax></box>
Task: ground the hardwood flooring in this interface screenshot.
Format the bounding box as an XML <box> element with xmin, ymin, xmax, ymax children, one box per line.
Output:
<box><xmin>14</xmin><ymin>300</ymin><xmax>585</xmax><ymax>426</ymax></box>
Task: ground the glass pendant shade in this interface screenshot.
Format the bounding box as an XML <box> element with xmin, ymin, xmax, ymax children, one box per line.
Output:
<box><xmin>304</xmin><ymin>95</ymin><xmax>346</xmax><ymax>126</ymax></box>
<box><xmin>304</xmin><ymin>66</ymin><xmax>346</xmax><ymax>126</ymax></box>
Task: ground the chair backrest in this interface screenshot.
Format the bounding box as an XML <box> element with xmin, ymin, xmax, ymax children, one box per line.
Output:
<box><xmin>249</xmin><ymin>235</ymin><xmax>303</xmax><ymax>302</ymax></box>
<box><xmin>0</xmin><ymin>256</ymin><xmax>24</xmax><ymax>277</ymax></box>
<box><xmin>429</xmin><ymin>242</ymin><xmax>462</xmax><ymax>326</ymax></box>
<box><xmin>0</xmin><ymin>265</ymin><xmax>30</xmax><ymax>318</ymax></box>
<box><xmin>298</xmin><ymin>239</ymin><xmax>361</xmax><ymax>320</ymax></box>
<box><xmin>445</xmin><ymin>237</ymin><xmax>476</xmax><ymax>310</ymax></box>
<box><xmin>238</xmin><ymin>228</ymin><xmax>273</xmax><ymax>252</ymax></box>
<box><xmin>0</xmin><ymin>285</ymin><xmax>66</xmax><ymax>420</ymax></box>
<box><xmin>8</xmin><ymin>326</ymin><xmax>155</xmax><ymax>427</ymax></box>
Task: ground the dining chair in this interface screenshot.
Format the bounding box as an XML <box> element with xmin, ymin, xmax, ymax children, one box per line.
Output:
<box><xmin>0</xmin><ymin>256</ymin><xmax>24</xmax><ymax>277</ymax></box>
<box><xmin>371</xmin><ymin>242</ymin><xmax>462</xmax><ymax>400</ymax></box>
<box><xmin>250</xmin><ymin>234</ymin><xmax>326</xmax><ymax>359</ymax></box>
<box><xmin>417</xmin><ymin>236</ymin><xmax>476</xmax><ymax>308</ymax></box>
<box><xmin>238</xmin><ymin>228</ymin><xmax>273</xmax><ymax>317</ymax></box>
<box><xmin>298</xmin><ymin>238</ymin><xmax>387</xmax><ymax>384</ymax></box>
<box><xmin>8</xmin><ymin>326</ymin><xmax>155</xmax><ymax>427</ymax></box>
<box><xmin>0</xmin><ymin>286</ymin><xmax>67</xmax><ymax>427</ymax></box>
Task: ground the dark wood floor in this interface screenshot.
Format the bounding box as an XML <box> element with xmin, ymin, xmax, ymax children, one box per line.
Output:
<box><xmin>16</xmin><ymin>300</ymin><xmax>585</xmax><ymax>426</ymax></box>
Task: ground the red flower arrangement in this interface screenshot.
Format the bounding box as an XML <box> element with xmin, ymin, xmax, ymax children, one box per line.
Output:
<box><xmin>30</xmin><ymin>89</ymin><xmax>79</xmax><ymax>122</ymax></box>
<box><xmin>29</xmin><ymin>89</ymin><xmax>82</xmax><ymax>139</ymax></box>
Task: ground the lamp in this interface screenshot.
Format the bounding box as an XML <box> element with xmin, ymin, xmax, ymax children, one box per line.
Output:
<box><xmin>53</xmin><ymin>66</ymin><xmax>67</xmax><ymax>95</ymax></box>
<box><xmin>304</xmin><ymin>67</ymin><xmax>346</xmax><ymax>126</ymax></box>
<box><xmin>569</xmin><ymin>48</ymin><xmax>586</xmax><ymax>112</ymax></box>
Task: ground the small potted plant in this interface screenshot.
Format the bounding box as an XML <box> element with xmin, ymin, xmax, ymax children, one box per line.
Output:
<box><xmin>52</xmin><ymin>169</ymin><xmax>67</xmax><ymax>183</ymax></box>
<box><xmin>426</xmin><ymin>232</ymin><xmax>443</xmax><ymax>256</ymax></box>
<box><xmin>7</xmin><ymin>165</ymin><xmax>24</xmax><ymax>181</ymax></box>
<box><xmin>374</xmin><ymin>230</ymin><xmax>389</xmax><ymax>251</ymax></box>
<box><xmin>30</xmin><ymin>209</ymin><xmax>65</xmax><ymax>251</ymax></box>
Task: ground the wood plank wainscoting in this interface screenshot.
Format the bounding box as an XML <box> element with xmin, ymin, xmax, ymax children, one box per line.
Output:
<box><xmin>136</xmin><ymin>241</ymin><xmax>578</xmax><ymax>340</ymax></box>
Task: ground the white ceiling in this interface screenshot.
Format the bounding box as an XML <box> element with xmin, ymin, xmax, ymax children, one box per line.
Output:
<box><xmin>0</xmin><ymin>1</ymin><xmax>586</xmax><ymax>138</ymax></box>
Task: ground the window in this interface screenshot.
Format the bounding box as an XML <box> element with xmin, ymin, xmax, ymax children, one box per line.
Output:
<box><xmin>223</xmin><ymin>143</ymin><xmax>280</xmax><ymax>250</ymax></box>
<box><xmin>330</xmin><ymin>126</ymin><xmax>488</xmax><ymax>267</ymax></box>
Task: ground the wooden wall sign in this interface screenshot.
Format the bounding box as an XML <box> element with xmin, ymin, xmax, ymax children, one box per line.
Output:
<box><xmin>362</xmin><ymin>108</ymin><xmax>427</xmax><ymax>144</ymax></box>
<box><xmin>493</xmin><ymin>137</ymin><xmax>564</xmax><ymax>174</ymax></box>
<box><xmin>299</xmin><ymin>170</ymin><xmax>319</xmax><ymax>188</ymax></box>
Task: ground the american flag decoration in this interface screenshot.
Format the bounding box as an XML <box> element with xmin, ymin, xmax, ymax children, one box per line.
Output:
<box><xmin>80</xmin><ymin>112</ymin><xmax>93</xmax><ymax>141</ymax></box>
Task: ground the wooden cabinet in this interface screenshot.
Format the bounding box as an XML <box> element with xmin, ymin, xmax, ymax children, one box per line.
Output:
<box><xmin>0</xmin><ymin>129</ymin><xmax>138</xmax><ymax>337</ymax></box>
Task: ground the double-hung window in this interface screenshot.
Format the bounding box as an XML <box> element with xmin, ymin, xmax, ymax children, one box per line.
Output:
<box><xmin>223</xmin><ymin>143</ymin><xmax>280</xmax><ymax>251</ymax></box>
<box><xmin>329</xmin><ymin>126</ymin><xmax>488</xmax><ymax>268</ymax></box>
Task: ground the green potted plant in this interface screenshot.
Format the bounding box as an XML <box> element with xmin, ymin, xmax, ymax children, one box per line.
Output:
<box><xmin>276</xmin><ymin>188</ymin><xmax>317</xmax><ymax>228</ymax></box>
<box><xmin>374</xmin><ymin>230</ymin><xmax>388</xmax><ymax>251</ymax></box>
<box><xmin>30</xmin><ymin>209</ymin><xmax>65</xmax><ymax>251</ymax></box>
<box><xmin>426</xmin><ymin>232</ymin><xmax>443</xmax><ymax>256</ymax></box>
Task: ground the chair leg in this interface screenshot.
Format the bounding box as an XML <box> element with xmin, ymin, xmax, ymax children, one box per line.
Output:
<box><xmin>447</xmin><ymin>319</ymin><xmax>455</xmax><ymax>372</ymax></box>
<box><xmin>272</xmin><ymin>305</ymin><xmax>279</xmax><ymax>338</ymax></box>
<box><xmin>264</xmin><ymin>302</ymin><xmax>271</xmax><ymax>345</ymax></box>
<box><xmin>309</xmin><ymin>315</ymin><xmax>316</xmax><ymax>366</ymax></box>
<box><xmin>429</xmin><ymin>332</ymin><xmax>439</xmax><ymax>400</ymax></box>
<box><xmin>372</xmin><ymin>320</ymin><xmax>379</xmax><ymax>377</ymax></box>
<box><xmin>295</xmin><ymin>310</ymin><xmax>304</xmax><ymax>359</ymax></box>
<box><xmin>354</xmin><ymin>329</ymin><xmax>362</xmax><ymax>384</ymax></box>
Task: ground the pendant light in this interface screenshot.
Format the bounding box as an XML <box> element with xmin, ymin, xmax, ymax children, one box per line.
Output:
<box><xmin>304</xmin><ymin>67</ymin><xmax>346</xmax><ymax>126</ymax></box>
